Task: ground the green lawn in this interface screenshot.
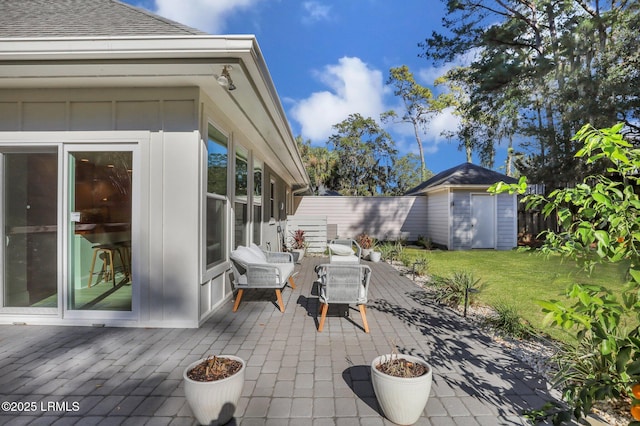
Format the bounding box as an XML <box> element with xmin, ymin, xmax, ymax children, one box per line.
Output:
<box><xmin>402</xmin><ymin>248</ymin><xmax>630</xmax><ymax>343</ymax></box>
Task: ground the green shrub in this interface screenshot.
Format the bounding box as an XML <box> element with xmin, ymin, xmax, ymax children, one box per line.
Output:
<box><xmin>399</xmin><ymin>252</ymin><xmax>413</xmax><ymax>267</ymax></box>
<box><xmin>413</xmin><ymin>255</ymin><xmax>429</xmax><ymax>276</ymax></box>
<box><xmin>489</xmin><ymin>302</ymin><xmax>534</xmax><ymax>339</ymax></box>
<box><xmin>433</xmin><ymin>270</ymin><xmax>481</xmax><ymax>308</ymax></box>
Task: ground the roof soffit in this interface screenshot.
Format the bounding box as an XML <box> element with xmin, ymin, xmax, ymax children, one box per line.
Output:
<box><xmin>0</xmin><ymin>36</ymin><xmax>309</xmax><ymax>186</ymax></box>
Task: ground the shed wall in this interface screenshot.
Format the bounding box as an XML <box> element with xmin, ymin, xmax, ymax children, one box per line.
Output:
<box><xmin>425</xmin><ymin>190</ymin><xmax>449</xmax><ymax>248</ymax></box>
<box><xmin>496</xmin><ymin>193</ymin><xmax>517</xmax><ymax>250</ymax></box>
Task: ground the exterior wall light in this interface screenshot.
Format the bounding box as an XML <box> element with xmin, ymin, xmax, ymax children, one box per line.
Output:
<box><xmin>217</xmin><ymin>65</ymin><xmax>236</xmax><ymax>91</ymax></box>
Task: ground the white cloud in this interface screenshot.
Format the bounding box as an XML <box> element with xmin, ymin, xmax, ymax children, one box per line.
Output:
<box><xmin>153</xmin><ymin>0</ymin><xmax>262</xmax><ymax>33</ymax></box>
<box><xmin>302</xmin><ymin>1</ymin><xmax>331</xmax><ymax>23</ymax></box>
<box><xmin>290</xmin><ymin>57</ymin><xmax>387</xmax><ymax>142</ymax></box>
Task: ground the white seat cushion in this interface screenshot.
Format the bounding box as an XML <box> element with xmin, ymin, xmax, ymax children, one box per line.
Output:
<box><xmin>328</xmin><ymin>243</ymin><xmax>354</xmax><ymax>256</ymax></box>
<box><xmin>230</xmin><ymin>246</ymin><xmax>263</xmax><ymax>266</ymax></box>
<box><xmin>330</xmin><ymin>254</ymin><xmax>359</xmax><ymax>263</ymax></box>
<box><xmin>248</xmin><ymin>243</ymin><xmax>268</xmax><ymax>262</ymax></box>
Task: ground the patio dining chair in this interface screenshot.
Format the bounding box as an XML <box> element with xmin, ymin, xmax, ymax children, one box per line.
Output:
<box><xmin>315</xmin><ymin>263</ymin><xmax>371</xmax><ymax>333</ymax></box>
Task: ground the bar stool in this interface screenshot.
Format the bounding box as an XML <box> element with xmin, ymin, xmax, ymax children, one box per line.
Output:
<box><xmin>87</xmin><ymin>244</ymin><xmax>117</xmax><ymax>288</ymax></box>
<box><xmin>115</xmin><ymin>240</ymin><xmax>132</xmax><ymax>282</ymax></box>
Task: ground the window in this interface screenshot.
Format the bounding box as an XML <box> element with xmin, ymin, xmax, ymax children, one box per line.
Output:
<box><xmin>206</xmin><ymin>124</ymin><xmax>228</xmax><ymax>267</ymax></box>
<box><xmin>252</xmin><ymin>158</ymin><xmax>263</xmax><ymax>244</ymax></box>
<box><xmin>234</xmin><ymin>144</ymin><xmax>248</xmax><ymax>248</ymax></box>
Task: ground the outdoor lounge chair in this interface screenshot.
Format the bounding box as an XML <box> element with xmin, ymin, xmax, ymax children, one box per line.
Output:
<box><xmin>315</xmin><ymin>263</ymin><xmax>371</xmax><ymax>333</ymax></box>
<box><xmin>229</xmin><ymin>244</ymin><xmax>296</xmax><ymax>312</ymax></box>
<box><xmin>328</xmin><ymin>239</ymin><xmax>361</xmax><ymax>263</ymax></box>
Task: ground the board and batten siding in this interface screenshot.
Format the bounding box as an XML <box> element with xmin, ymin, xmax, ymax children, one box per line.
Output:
<box><xmin>496</xmin><ymin>192</ymin><xmax>517</xmax><ymax>250</ymax></box>
<box><xmin>0</xmin><ymin>87</ymin><xmax>199</xmax><ymax>132</ymax></box>
<box><xmin>293</xmin><ymin>196</ymin><xmax>427</xmax><ymax>242</ymax></box>
<box><xmin>425</xmin><ymin>190</ymin><xmax>449</xmax><ymax>249</ymax></box>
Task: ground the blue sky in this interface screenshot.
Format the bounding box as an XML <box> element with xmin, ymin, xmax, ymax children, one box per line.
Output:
<box><xmin>127</xmin><ymin>0</ymin><xmax>508</xmax><ymax>175</ymax></box>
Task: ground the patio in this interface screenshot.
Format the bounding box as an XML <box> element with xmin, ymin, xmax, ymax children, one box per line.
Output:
<box><xmin>0</xmin><ymin>256</ymin><xmax>560</xmax><ymax>425</ymax></box>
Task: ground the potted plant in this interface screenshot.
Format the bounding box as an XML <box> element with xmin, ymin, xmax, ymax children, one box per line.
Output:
<box><xmin>371</xmin><ymin>352</ymin><xmax>432</xmax><ymax>425</ymax></box>
<box><xmin>369</xmin><ymin>238</ymin><xmax>382</xmax><ymax>262</ymax></box>
<box><xmin>289</xmin><ymin>229</ymin><xmax>306</xmax><ymax>263</ymax></box>
<box><xmin>356</xmin><ymin>233</ymin><xmax>373</xmax><ymax>260</ymax></box>
<box><xmin>183</xmin><ymin>355</ymin><xmax>245</xmax><ymax>425</ymax></box>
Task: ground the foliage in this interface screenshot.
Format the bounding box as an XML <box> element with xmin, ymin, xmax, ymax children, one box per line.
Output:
<box><xmin>488</xmin><ymin>302</ymin><xmax>535</xmax><ymax>340</ymax></box>
<box><xmin>378</xmin><ymin>240</ymin><xmax>405</xmax><ymax>262</ymax></box>
<box><xmin>391</xmin><ymin>153</ymin><xmax>430</xmax><ymax>195</ymax></box>
<box><xmin>327</xmin><ymin>113</ymin><xmax>397</xmax><ymax>196</ymax></box>
<box><xmin>416</xmin><ymin>235</ymin><xmax>432</xmax><ymax>250</ymax></box>
<box><xmin>423</xmin><ymin>1</ymin><xmax>640</xmax><ymax>189</ymax></box>
<box><xmin>289</xmin><ymin>229</ymin><xmax>306</xmax><ymax>250</ymax></box>
<box><xmin>296</xmin><ymin>136</ymin><xmax>337</xmax><ymax>195</ymax></box>
<box><xmin>490</xmin><ymin>123</ymin><xmax>640</xmax><ymax>422</ymax></box>
<box><xmin>383</xmin><ymin>65</ymin><xmax>447</xmax><ymax>181</ymax></box>
<box><xmin>432</xmin><ymin>270</ymin><xmax>482</xmax><ymax>308</ymax></box>
<box><xmin>356</xmin><ymin>233</ymin><xmax>374</xmax><ymax>250</ymax></box>
<box><xmin>412</xmin><ymin>253</ymin><xmax>429</xmax><ymax>277</ymax></box>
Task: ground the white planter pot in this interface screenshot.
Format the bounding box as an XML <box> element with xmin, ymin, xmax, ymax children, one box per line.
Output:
<box><xmin>371</xmin><ymin>354</ymin><xmax>432</xmax><ymax>425</ymax></box>
<box><xmin>361</xmin><ymin>248</ymin><xmax>372</xmax><ymax>260</ymax></box>
<box><xmin>183</xmin><ymin>355</ymin><xmax>245</xmax><ymax>425</ymax></box>
<box><xmin>291</xmin><ymin>249</ymin><xmax>304</xmax><ymax>263</ymax></box>
<box><xmin>369</xmin><ymin>251</ymin><xmax>381</xmax><ymax>262</ymax></box>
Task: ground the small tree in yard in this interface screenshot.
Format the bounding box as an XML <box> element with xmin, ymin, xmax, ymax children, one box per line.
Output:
<box><xmin>491</xmin><ymin>123</ymin><xmax>640</xmax><ymax>425</ymax></box>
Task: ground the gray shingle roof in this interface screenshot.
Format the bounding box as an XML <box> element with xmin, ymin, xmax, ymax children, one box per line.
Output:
<box><xmin>405</xmin><ymin>162</ymin><xmax>518</xmax><ymax>195</ymax></box>
<box><xmin>0</xmin><ymin>0</ymin><xmax>207</xmax><ymax>38</ymax></box>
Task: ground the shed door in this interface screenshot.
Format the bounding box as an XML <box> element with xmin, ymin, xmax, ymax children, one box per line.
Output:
<box><xmin>471</xmin><ymin>194</ymin><xmax>495</xmax><ymax>249</ymax></box>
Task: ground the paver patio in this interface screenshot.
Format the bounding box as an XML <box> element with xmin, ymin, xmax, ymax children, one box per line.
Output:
<box><xmin>0</xmin><ymin>256</ymin><xmax>561</xmax><ymax>425</ymax></box>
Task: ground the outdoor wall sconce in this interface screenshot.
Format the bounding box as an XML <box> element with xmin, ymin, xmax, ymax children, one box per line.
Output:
<box><xmin>217</xmin><ymin>65</ymin><xmax>236</xmax><ymax>91</ymax></box>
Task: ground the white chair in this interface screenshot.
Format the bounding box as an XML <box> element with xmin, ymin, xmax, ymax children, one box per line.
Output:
<box><xmin>328</xmin><ymin>239</ymin><xmax>361</xmax><ymax>263</ymax></box>
<box><xmin>315</xmin><ymin>263</ymin><xmax>371</xmax><ymax>333</ymax></box>
<box><xmin>229</xmin><ymin>244</ymin><xmax>296</xmax><ymax>312</ymax></box>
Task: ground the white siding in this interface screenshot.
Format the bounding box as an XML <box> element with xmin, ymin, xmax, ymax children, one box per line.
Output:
<box><xmin>425</xmin><ymin>190</ymin><xmax>449</xmax><ymax>248</ymax></box>
<box><xmin>294</xmin><ymin>196</ymin><xmax>427</xmax><ymax>241</ymax></box>
<box><xmin>496</xmin><ymin>193</ymin><xmax>517</xmax><ymax>250</ymax></box>
<box><xmin>0</xmin><ymin>88</ymin><xmax>199</xmax><ymax>132</ymax></box>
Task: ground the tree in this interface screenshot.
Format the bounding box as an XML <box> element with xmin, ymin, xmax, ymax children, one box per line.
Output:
<box><xmin>296</xmin><ymin>136</ymin><xmax>337</xmax><ymax>195</ymax></box>
<box><xmin>383</xmin><ymin>65</ymin><xmax>447</xmax><ymax>181</ymax></box>
<box><xmin>389</xmin><ymin>153</ymin><xmax>429</xmax><ymax>195</ymax></box>
<box><xmin>326</xmin><ymin>113</ymin><xmax>397</xmax><ymax>196</ymax></box>
<box><xmin>491</xmin><ymin>123</ymin><xmax>640</xmax><ymax>423</ymax></box>
<box><xmin>422</xmin><ymin>0</ymin><xmax>640</xmax><ymax>190</ymax></box>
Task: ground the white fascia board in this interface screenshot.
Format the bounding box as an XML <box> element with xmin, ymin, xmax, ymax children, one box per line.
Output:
<box><xmin>0</xmin><ymin>36</ymin><xmax>257</xmax><ymax>60</ymax></box>
<box><xmin>421</xmin><ymin>184</ymin><xmax>493</xmax><ymax>195</ymax></box>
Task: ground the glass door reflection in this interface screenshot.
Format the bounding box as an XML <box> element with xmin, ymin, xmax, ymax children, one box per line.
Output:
<box><xmin>2</xmin><ymin>152</ymin><xmax>58</xmax><ymax>308</ymax></box>
<box><xmin>69</xmin><ymin>151</ymin><xmax>132</xmax><ymax>311</ymax></box>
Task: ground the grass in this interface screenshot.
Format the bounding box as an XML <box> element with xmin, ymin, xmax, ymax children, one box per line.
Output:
<box><xmin>402</xmin><ymin>247</ymin><xmax>630</xmax><ymax>344</ymax></box>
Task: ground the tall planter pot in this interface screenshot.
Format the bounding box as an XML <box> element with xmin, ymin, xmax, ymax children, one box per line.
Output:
<box><xmin>371</xmin><ymin>354</ymin><xmax>433</xmax><ymax>425</ymax></box>
<box><xmin>183</xmin><ymin>355</ymin><xmax>245</xmax><ymax>426</ymax></box>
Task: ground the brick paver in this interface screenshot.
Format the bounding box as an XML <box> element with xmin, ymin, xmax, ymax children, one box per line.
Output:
<box><xmin>0</xmin><ymin>257</ymin><xmax>563</xmax><ymax>425</ymax></box>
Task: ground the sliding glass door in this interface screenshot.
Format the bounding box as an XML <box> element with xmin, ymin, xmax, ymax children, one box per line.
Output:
<box><xmin>1</xmin><ymin>150</ymin><xmax>59</xmax><ymax>310</ymax></box>
<box><xmin>67</xmin><ymin>148</ymin><xmax>133</xmax><ymax>312</ymax></box>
